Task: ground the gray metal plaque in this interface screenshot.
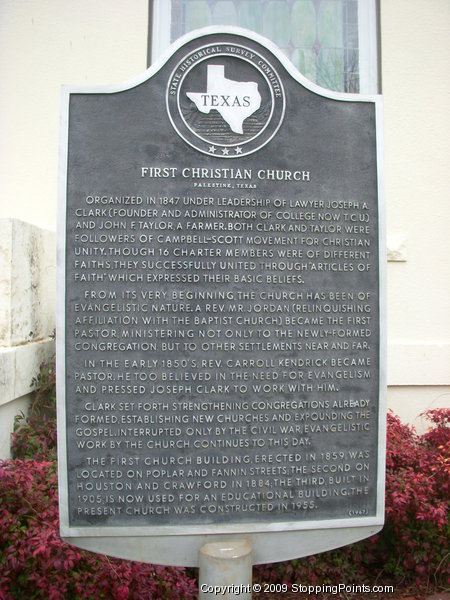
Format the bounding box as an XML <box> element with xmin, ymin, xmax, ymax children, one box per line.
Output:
<box><xmin>57</xmin><ymin>27</ymin><xmax>386</xmax><ymax>566</ymax></box>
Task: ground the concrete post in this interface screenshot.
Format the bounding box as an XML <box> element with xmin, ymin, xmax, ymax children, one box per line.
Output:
<box><xmin>199</xmin><ymin>539</ymin><xmax>253</xmax><ymax>599</ymax></box>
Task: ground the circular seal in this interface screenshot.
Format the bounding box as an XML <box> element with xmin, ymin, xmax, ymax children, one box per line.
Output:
<box><xmin>166</xmin><ymin>43</ymin><xmax>285</xmax><ymax>158</ymax></box>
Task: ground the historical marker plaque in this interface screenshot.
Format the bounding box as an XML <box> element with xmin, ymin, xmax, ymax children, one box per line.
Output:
<box><xmin>57</xmin><ymin>28</ymin><xmax>386</xmax><ymax>565</ymax></box>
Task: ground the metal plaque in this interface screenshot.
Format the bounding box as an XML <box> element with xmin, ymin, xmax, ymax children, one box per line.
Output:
<box><xmin>57</xmin><ymin>27</ymin><xmax>386</xmax><ymax>566</ymax></box>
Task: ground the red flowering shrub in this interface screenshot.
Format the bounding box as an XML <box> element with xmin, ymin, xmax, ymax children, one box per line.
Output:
<box><xmin>4</xmin><ymin>356</ymin><xmax>449</xmax><ymax>596</ymax></box>
<box><xmin>380</xmin><ymin>409</ymin><xmax>449</xmax><ymax>585</ymax></box>
<box><xmin>255</xmin><ymin>409</ymin><xmax>450</xmax><ymax>592</ymax></box>
<box><xmin>0</xmin><ymin>459</ymin><xmax>197</xmax><ymax>599</ymax></box>
<box><xmin>2</xmin><ymin>356</ymin><xmax>197</xmax><ymax>598</ymax></box>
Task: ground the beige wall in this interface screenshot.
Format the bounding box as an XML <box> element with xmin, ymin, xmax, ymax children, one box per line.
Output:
<box><xmin>0</xmin><ymin>0</ymin><xmax>148</xmax><ymax>457</ymax></box>
<box><xmin>380</xmin><ymin>0</ymin><xmax>450</xmax><ymax>425</ymax></box>
<box><xmin>0</xmin><ymin>0</ymin><xmax>149</xmax><ymax>231</ymax></box>
<box><xmin>0</xmin><ymin>0</ymin><xmax>449</xmax><ymax>431</ymax></box>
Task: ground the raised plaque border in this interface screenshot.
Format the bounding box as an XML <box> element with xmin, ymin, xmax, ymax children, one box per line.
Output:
<box><xmin>57</xmin><ymin>26</ymin><xmax>386</xmax><ymax>566</ymax></box>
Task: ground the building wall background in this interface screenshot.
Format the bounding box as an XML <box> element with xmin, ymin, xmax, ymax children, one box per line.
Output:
<box><xmin>380</xmin><ymin>0</ymin><xmax>450</xmax><ymax>423</ymax></box>
<box><xmin>0</xmin><ymin>0</ymin><xmax>449</xmax><ymax>455</ymax></box>
<box><xmin>0</xmin><ymin>0</ymin><xmax>148</xmax><ymax>230</ymax></box>
<box><xmin>0</xmin><ymin>0</ymin><xmax>149</xmax><ymax>456</ymax></box>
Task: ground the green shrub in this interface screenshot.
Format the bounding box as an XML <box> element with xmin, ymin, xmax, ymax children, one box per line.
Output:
<box><xmin>11</xmin><ymin>357</ymin><xmax>57</xmax><ymax>461</ymax></box>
